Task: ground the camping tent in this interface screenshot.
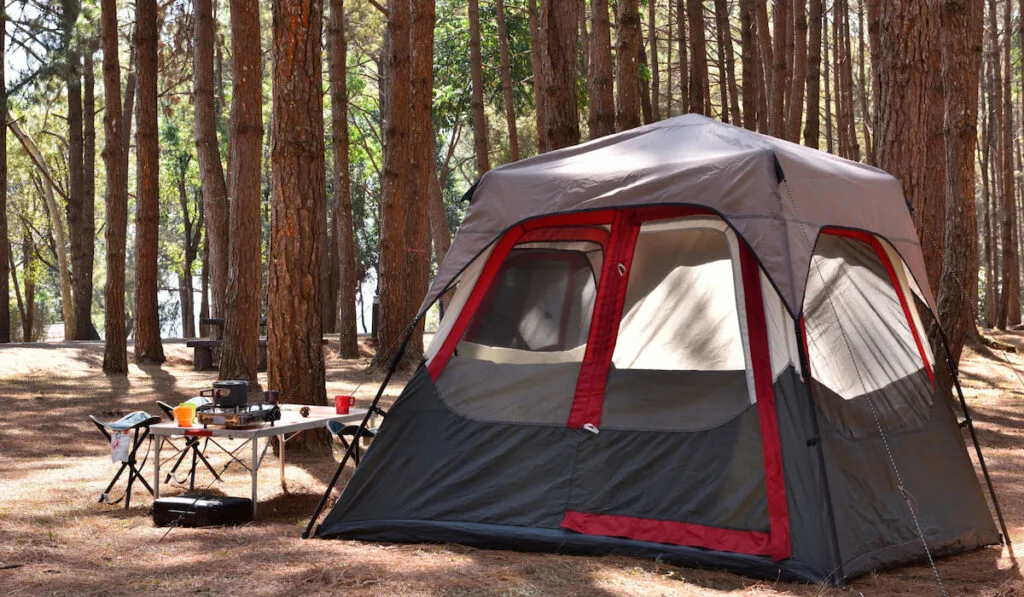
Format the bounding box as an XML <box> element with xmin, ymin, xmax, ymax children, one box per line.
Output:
<box><xmin>314</xmin><ymin>115</ymin><xmax>1001</xmax><ymax>583</ymax></box>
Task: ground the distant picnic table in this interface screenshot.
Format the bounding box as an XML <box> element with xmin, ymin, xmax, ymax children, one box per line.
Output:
<box><xmin>185</xmin><ymin>318</ymin><xmax>326</xmax><ymax>372</ymax></box>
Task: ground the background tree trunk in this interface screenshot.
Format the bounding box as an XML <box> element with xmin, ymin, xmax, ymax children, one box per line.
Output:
<box><xmin>677</xmin><ymin>0</ymin><xmax>690</xmax><ymax>114</ymax></box>
<box><xmin>194</xmin><ymin>0</ymin><xmax>230</xmax><ymax>321</ymax></box>
<box><xmin>63</xmin><ymin>0</ymin><xmax>91</xmax><ymax>341</ymax></box>
<box><xmin>269</xmin><ymin>0</ymin><xmax>329</xmax><ymax>447</ymax></box>
<box><xmin>80</xmin><ymin>36</ymin><xmax>98</xmax><ymax>340</ymax></box>
<box><xmin>101</xmin><ymin>0</ymin><xmax>129</xmax><ymax>373</ymax></box>
<box><xmin>589</xmin><ymin>0</ymin><xmax>616</xmax><ymax>138</ymax></box>
<box><xmin>934</xmin><ymin>0</ymin><xmax>983</xmax><ymax>367</ymax></box>
<box><xmin>804</xmin><ymin>0</ymin><xmax>822</xmax><ymax>147</ymax></box>
<box><xmin>541</xmin><ymin>0</ymin><xmax>580</xmax><ymax>150</ymax></box>
<box><xmin>856</xmin><ymin>0</ymin><xmax>873</xmax><ymax>164</ymax></box>
<box><xmin>0</xmin><ymin>3</ymin><xmax>8</xmax><ymax>344</ymax></box>
<box><xmin>999</xmin><ymin>0</ymin><xmax>1019</xmax><ymax>326</ymax></box>
<box><xmin>10</xmin><ymin>123</ymin><xmax>74</xmax><ymax>340</ymax></box>
<box><xmin>771</xmin><ymin>0</ymin><xmax>789</xmax><ymax>136</ymax></box>
<box><xmin>468</xmin><ymin>0</ymin><xmax>490</xmax><ymax>176</ymax></box>
<box><xmin>649</xmin><ymin>0</ymin><xmax>661</xmax><ymax>122</ymax></box>
<box><xmin>496</xmin><ymin>0</ymin><xmax>520</xmax><ymax>160</ymax></box>
<box><xmin>529</xmin><ymin>0</ymin><xmax>548</xmax><ymax>151</ymax></box>
<box><xmin>787</xmin><ymin>0</ymin><xmax>807</xmax><ymax>142</ymax></box>
<box><xmin>823</xmin><ymin>1</ymin><xmax>834</xmax><ymax>153</ymax></box>
<box><xmin>329</xmin><ymin>0</ymin><xmax>359</xmax><ymax>359</ymax></box>
<box><xmin>134</xmin><ymin>0</ymin><xmax>164</xmax><ymax>363</ymax></box>
<box><xmin>755</xmin><ymin>0</ymin><xmax>773</xmax><ymax>131</ymax></box>
<box><xmin>220</xmin><ymin>0</ymin><xmax>264</xmax><ymax>384</ymax></box>
<box><xmin>868</xmin><ymin>0</ymin><xmax>945</xmax><ymax>296</ymax></box>
<box><xmin>686</xmin><ymin>0</ymin><xmax>710</xmax><ymax>115</ymax></box>
<box><xmin>20</xmin><ymin>223</ymin><xmax>34</xmax><ymax>341</ymax></box>
<box><xmin>739</xmin><ymin>0</ymin><xmax>758</xmax><ymax>130</ymax></box>
<box><xmin>616</xmin><ymin>0</ymin><xmax>642</xmax><ymax>130</ymax></box>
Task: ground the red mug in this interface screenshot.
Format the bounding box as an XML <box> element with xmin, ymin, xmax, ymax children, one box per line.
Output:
<box><xmin>335</xmin><ymin>395</ymin><xmax>355</xmax><ymax>414</ymax></box>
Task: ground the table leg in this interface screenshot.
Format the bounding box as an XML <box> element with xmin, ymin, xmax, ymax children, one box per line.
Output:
<box><xmin>154</xmin><ymin>436</ymin><xmax>162</xmax><ymax>500</ymax></box>
<box><xmin>279</xmin><ymin>434</ymin><xmax>286</xmax><ymax>489</ymax></box>
<box><xmin>251</xmin><ymin>437</ymin><xmax>258</xmax><ymax>518</ymax></box>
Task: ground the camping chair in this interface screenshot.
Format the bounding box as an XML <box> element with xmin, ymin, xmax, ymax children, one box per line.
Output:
<box><xmin>155</xmin><ymin>400</ymin><xmax>221</xmax><ymax>490</ymax></box>
<box><xmin>327</xmin><ymin>407</ymin><xmax>385</xmax><ymax>465</ymax></box>
<box><xmin>89</xmin><ymin>411</ymin><xmax>161</xmax><ymax>509</ymax></box>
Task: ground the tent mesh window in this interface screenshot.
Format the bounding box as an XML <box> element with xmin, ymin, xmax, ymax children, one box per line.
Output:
<box><xmin>602</xmin><ymin>221</ymin><xmax>755</xmax><ymax>432</ymax></box>
<box><xmin>804</xmin><ymin>234</ymin><xmax>933</xmax><ymax>439</ymax></box>
<box><xmin>435</xmin><ymin>240</ymin><xmax>603</xmax><ymax>425</ymax></box>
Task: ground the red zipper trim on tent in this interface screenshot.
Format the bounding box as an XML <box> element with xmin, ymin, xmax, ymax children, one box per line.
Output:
<box><xmin>567</xmin><ymin>211</ymin><xmax>639</xmax><ymax>429</ymax></box>
<box><xmin>739</xmin><ymin>245</ymin><xmax>792</xmax><ymax>562</ymax></box>
<box><xmin>820</xmin><ymin>228</ymin><xmax>935</xmax><ymax>386</ymax></box>
<box><xmin>559</xmin><ymin>511</ymin><xmax>773</xmax><ymax>556</ymax></box>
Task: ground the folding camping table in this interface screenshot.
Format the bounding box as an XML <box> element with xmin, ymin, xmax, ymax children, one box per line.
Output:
<box><xmin>150</xmin><ymin>404</ymin><xmax>366</xmax><ymax>517</ymax></box>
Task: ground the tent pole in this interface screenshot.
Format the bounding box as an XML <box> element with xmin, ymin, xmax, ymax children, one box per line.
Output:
<box><xmin>794</xmin><ymin>320</ymin><xmax>846</xmax><ymax>586</ymax></box>
<box><xmin>933</xmin><ymin>327</ymin><xmax>1015</xmax><ymax>561</ymax></box>
<box><xmin>301</xmin><ymin>316</ymin><xmax>422</xmax><ymax>540</ymax></box>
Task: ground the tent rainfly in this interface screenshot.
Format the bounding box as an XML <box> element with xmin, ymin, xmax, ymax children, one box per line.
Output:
<box><xmin>312</xmin><ymin>115</ymin><xmax>1003</xmax><ymax>584</ymax></box>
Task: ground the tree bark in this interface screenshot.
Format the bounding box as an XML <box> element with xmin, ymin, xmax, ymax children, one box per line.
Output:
<box><xmin>649</xmin><ymin>0</ymin><xmax>661</xmax><ymax>121</ymax></box>
<box><xmin>786</xmin><ymin>0</ymin><xmax>807</xmax><ymax>142</ymax></box>
<box><xmin>616</xmin><ymin>0</ymin><xmax>642</xmax><ymax>130</ymax></box>
<box><xmin>856</xmin><ymin>0</ymin><xmax>873</xmax><ymax>164</ymax></box>
<box><xmin>982</xmin><ymin>52</ymin><xmax>996</xmax><ymax>327</ymax></box>
<box><xmin>676</xmin><ymin>0</ymin><xmax>690</xmax><ymax>114</ymax></box>
<box><xmin>133</xmin><ymin>0</ymin><xmax>164</xmax><ymax>363</ymax></box>
<box><xmin>329</xmin><ymin>0</ymin><xmax>359</xmax><ymax>358</ymax></box>
<box><xmin>220</xmin><ymin>0</ymin><xmax>263</xmax><ymax>384</ymax></box>
<box><xmin>10</xmin><ymin>122</ymin><xmax>74</xmax><ymax>340</ymax></box>
<box><xmin>63</xmin><ymin>0</ymin><xmax>91</xmax><ymax>341</ymax></box>
<box><xmin>639</xmin><ymin>45</ymin><xmax>654</xmax><ymax>124</ymax></box>
<box><xmin>934</xmin><ymin>0</ymin><xmax>983</xmax><ymax>369</ymax></box>
<box><xmin>268</xmin><ymin>0</ymin><xmax>329</xmax><ymax>420</ymax></box>
<box><xmin>528</xmin><ymin>0</ymin><xmax>548</xmax><ymax>151</ymax></box>
<box><xmin>589</xmin><ymin>0</ymin><xmax>616</xmax><ymax>138</ymax></box>
<box><xmin>20</xmin><ymin>223</ymin><xmax>35</xmax><ymax>341</ymax></box>
<box><xmin>468</xmin><ymin>0</ymin><xmax>490</xmax><ymax>175</ymax></box>
<box><xmin>755</xmin><ymin>0</ymin><xmax>774</xmax><ymax>132</ymax></box>
<box><xmin>541</xmin><ymin>0</ymin><xmax>580</xmax><ymax>150</ymax></box>
<box><xmin>739</xmin><ymin>0</ymin><xmax>758</xmax><ymax>130</ymax></box>
<box><xmin>999</xmin><ymin>0</ymin><xmax>1019</xmax><ymax>326</ymax></box>
<box><xmin>80</xmin><ymin>36</ymin><xmax>98</xmax><ymax>340</ymax></box>
<box><xmin>823</xmin><ymin>0</ymin><xmax>833</xmax><ymax>153</ymax></box>
<box><xmin>496</xmin><ymin>0</ymin><xmax>521</xmax><ymax>161</ymax></box>
<box><xmin>101</xmin><ymin>0</ymin><xmax>128</xmax><ymax>373</ymax></box>
<box><xmin>771</xmin><ymin>0</ymin><xmax>789</xmax><ymax>136</ymax></box>
<box><xmin>177</xmin><ymin>163</ymin><xmax>201</xmax><ymax>339</ymax></box>
<box><xmin>194</xmin><ymin>0</ymin><xmax>230</xmax><ymax>321</ymax></box>
<box><xmin>686</xmin><ymin>0</ymin><xmax>710</xmax><ymax>115</ymax></box>
<box><xmin>408</xmin><ymin>0</ymin><xmax>434</xmax><ymax>358</ymax></box>
<box><xmin>868</xmin><ymin>0</ymin><xmax>945</xmax><ymax>297</ymax></box>
<box><xmin>0</xmin><ymin>3</ymin><xmax>8</xmax><ymax>344</ymax></box>
<box><xmin>804</xmin><ymin>0</ymin><xmax>822</xmax><ymax>148</ymax></box>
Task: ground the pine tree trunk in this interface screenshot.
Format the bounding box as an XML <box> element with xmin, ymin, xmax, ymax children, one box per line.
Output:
<box><xmin>200</xmin><ymin>238</ymin><xmax>211</xmax><ymax>336</ymax></box>
<box><xmin>677</xmin><ymin>0</ymin><xmax>690</xmax><ymax>113</ymax></box>
<box><xmin>0</xmin><ymin>3</ymin><xmax>8</xmax><ymax>344</ymax></box>
<box><xmin>856</xmin><ymin>0</ymin><xmax>873</xmax><ymax>164</ymax></box>
<box><xmin>529</xmin><ymin>0</ymin><xmax>548</xmax><ymax>151</ymax></box>
<box><xmin>649</xmin><ymin>0</ymin><xmax>661</xmax><ymax>121</ymax></box>
<box><xmin>823</xmin><ymin>1</ymin><xmax>834</xmax><ymax>153</ymax></box>
<box><xmin>755</xmin><ymin>0</ymin><xmax>774</xmax><ymax>131</ymax></box>
<box><xmin>981</xmin><ymin>54</ymin><xmax>994</xmax><ymax>327</ymax></box>
<box><xmin>64</xmin><ymin>0</ymin><xmax>91</xmax><ymax>341</ymax></box>
<box><xmin>101</xmin><ymin>0</ymin><xmax>129</xmax><ymax>373</ymax></box>
<box><xmin>616</xmin><ymin>0</ymin><xmax>642</xmax><ymax>130</ymax></box>
<box><xmin>686</xmin><ymin>0</ymin><xmax>710</xmax><ymax>115</ymax></box>
<box><xmin>468</xmin><ymin>0</ymin><xmax>490</xmax><ymax>175</ymax></box>
<box><xmin>496</xmin><ymin>0</ymin><xmax>521</xmax><ymax>160</ymax></box>
<box><xmin>589</xmin><ymin>0</ymin><xmax>616</xmax><ymax>138</ymax></box>
<box><xmin>868</xmin><ymin>0</ymin><xmax>945</xmax><ymax>296</ymax></box>
<box><xmin>740</xmin><ymin>0</ymin><xmax>759</xmax><ymax>131</ymax></box>
<box><xmin>839</xmin><ymin>0</ymin><xmax>860</xmax><ymax>160</ymax></box>
<box><xmin>667</xmin><ymin>1</ymin><xmax>674</xmax><ymax>116</ymax></box>
<box><xmin>787</xmin><ymin>0</ymin><xmax>807</xmax><ymax>142</ymax></box>
<box><xmin>999</xmin><ymin>0</ymin><xmax>1019</xmax><ymax>326</ymax></box>
<box><xmin>986</xmin><ymin>0</ymin><xmax>1001</xmax><ymax>324</ymax></box>
<box><xmin>639</xmin><ymin>46</ymin><xmax>654</xmax><ymax>124</ymax></box>
<box><xmin>329</xmin><ymin>0</ymin><xmax>359</xmax><ymax>359</ymax></box>
<box><xmin>540</xmin><ymin>0</ymin><xmax>580</xmax><ymax>150</ymax></box>
<box><xmin>771</xmin><ymin>0</ymin><xmax>789</xmax><ymax>136</ymax></box>
<box><xmin>804</xmin><ymin>0</ymin><xmax>822</xmax><ymax>147</ymax></box>
<box><xmin>194</xmin><ymin>0</ymin><xmax>230</xmax><ymax>321</ymax></box>
<box><xmin>268</xmin><ymin>0</ymin><xmax>329</xmax><ymax>436</ymax></box>
<box><xmin>934</xmin><ymin>0</ymin><xmax>983</xmax><ymax>367</ymax></box>
<box><xmin>80</xmin><ymin>37</ymin><xmax>98</xmax><ymax>340</ymax></box>
<box><xmin>134</xmin><ymin>0</ymin><xmax>164</xmax><ymax>363</ymax></box>
<box><xmin>834</xmin><ymin>0</ymin><xmax>849</xmax><ymax>157</ymax></box>
<box><xmin>713</xmin><ymin>0</ymin><xmax>740</xmax><ymax>126</ymax></box>
<box><xmin>220</xmin><ymin>0</ymin><xmax>263</xmax><ymax>384</ymax></box>
<box><xmin>177</xmin><ymin>170</ymin><xmax>198</xmax><ymax>339</ymax></box>
<box><xmin>21</xmin><ymin>223</ymin><xmax>35</xmax><ymax>341</ymax></box>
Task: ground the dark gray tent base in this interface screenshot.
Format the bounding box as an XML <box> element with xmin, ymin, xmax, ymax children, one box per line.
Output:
<box><xmin>318</xmin><ymin>519</ymin><xmax>996</xmax><ymax>585</ymax></box>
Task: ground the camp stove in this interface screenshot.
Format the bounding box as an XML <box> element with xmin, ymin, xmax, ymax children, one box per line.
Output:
<box><xmin>196</xmin><ymin>402</ymin><xmax>281</xmax><ymax>429</ymax></box>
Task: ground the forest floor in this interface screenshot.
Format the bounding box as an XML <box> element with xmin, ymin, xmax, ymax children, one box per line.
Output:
<box><xmin>2</xmin><ymin>334</ymin><xmax>1024</xmax><ymax>596</ymax></box>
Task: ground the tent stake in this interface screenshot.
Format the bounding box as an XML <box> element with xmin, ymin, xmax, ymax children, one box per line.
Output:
<box><xmin>795</xmin><ymin>320</ymin><xmax>846</xmax><ymax>586</ymax></box>
<box><xmin>302</xmin><ymin>317</ymin><xmax>421</xmax><ymax>540</ymax></box>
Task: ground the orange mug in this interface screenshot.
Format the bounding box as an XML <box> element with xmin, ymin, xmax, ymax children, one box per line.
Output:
<box><xmin>174</xmin><ymin>404</ymin><xmax>196</xmax><ymax>427</ymax></box>
<box><xmin>335</xmin><ymin>395</ymin><xmax>355</xmax><ymax>415</ymax></box>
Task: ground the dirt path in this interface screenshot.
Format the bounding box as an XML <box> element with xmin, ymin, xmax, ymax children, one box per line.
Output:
<box><xmin>1</xmin><ymin>336</ymin><xmax>1022</xmax><ymax>596</ymax></box>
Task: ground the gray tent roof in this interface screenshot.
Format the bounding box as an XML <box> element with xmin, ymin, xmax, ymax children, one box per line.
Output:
<box><xmin>422</xmin><ymin>114</ymin><xmax>930</xmax><ymax>317</ymax></box>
